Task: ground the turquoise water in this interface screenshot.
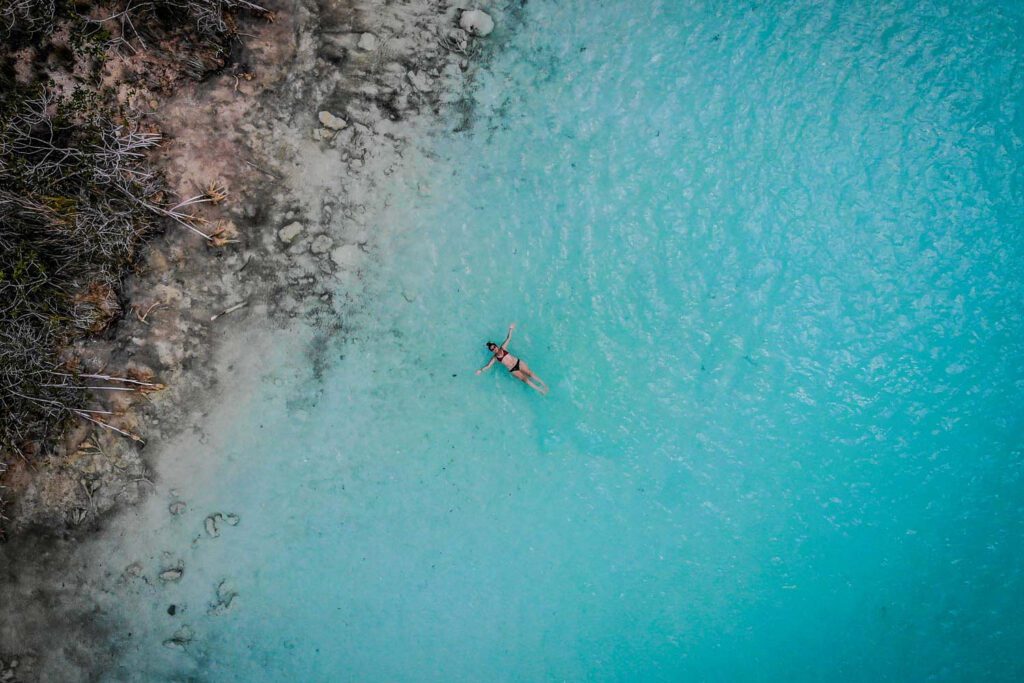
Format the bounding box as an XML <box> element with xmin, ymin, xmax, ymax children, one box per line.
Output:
<box><xmin>101</xmin><ymin>0</ymin><xmax>1024</xmax><ymax>680</ymax></box>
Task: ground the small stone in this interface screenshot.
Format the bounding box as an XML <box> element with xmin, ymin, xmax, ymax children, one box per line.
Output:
<box><xmin>223</xmin><ymin>513</ymin><xmax>240</xmax><ymax>526</ymax></box>
<box><xmin>124</xmin><ymin>562</ymin><xmax>144</xmax><ymax>578</ymax></box>
<box><xmin>460</xmin><ymin>9</ymin><xmax>495</xmax><ymax>37</ymax></box>
<box><xmin>169</xmin><ymin>501</ymin><xmax>186</xmax><ymax>515</ymax></box>
<box><xmin>318</xmin><ymin>110</ymin><xmax>348</xmax><ymax>131</ymax></box>
<box><xmin>278</xmin><ymin>222</ymin><xmax>303</xmax><ymax>244</ymax></box>
<box><xmin>160</xmin><ymin>567</ymin><xmax>183</xmax><ymax>582</ymax></box>
<box><xmin>168</xmin><ymin>604</ymin><xmax>177</xmax><ymax>616</ymax></box>
<box><xmin>357</xmin><ymin>32</ymin><xmax>378</xmax><ymax>51</ymax></box>
<box><xmin>310</xmin><ymin>235</ymin><xmax>334</xmax><ymax>255</ymax></box>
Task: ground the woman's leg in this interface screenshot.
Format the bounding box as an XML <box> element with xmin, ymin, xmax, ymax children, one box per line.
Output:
<box><xmin>512</xmin><ymin>370</ymin><xmax>546</xmax><ymax>394</ymax></box>
<box><xmin>518</xmin><ymin>362</ymin><xmax>549</xmax><ymax>393</ymax></box>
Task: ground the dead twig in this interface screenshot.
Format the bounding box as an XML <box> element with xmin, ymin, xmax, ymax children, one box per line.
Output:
<box><xmin>210</xmin><ymin>300</ymin><xmax>247</xmax><ymax>321</ymax></box>
<box><xmin>134</xmin><ymin>300</ymin><xmax>167</xmax><ymax>324</ymax></box>
<box><xmin>73</xmin><ymin>410</ymin><xmax>145</xmax><ymax>443</ymax></box>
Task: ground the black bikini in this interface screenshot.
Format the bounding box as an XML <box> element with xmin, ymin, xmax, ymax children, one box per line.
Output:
<box><xmin>496</xmin><ymin>349</ymin><xmax>521</xmax><ymax>373</ymax></box>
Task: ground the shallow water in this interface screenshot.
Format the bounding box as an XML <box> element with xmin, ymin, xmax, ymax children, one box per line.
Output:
<box><xmin>97</xmin><ymin>0</ymin><xmax>1023</xmax><ymax>680</ymax></box>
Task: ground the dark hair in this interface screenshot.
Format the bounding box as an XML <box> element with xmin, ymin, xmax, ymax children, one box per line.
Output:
<box><xmin>486</xmin><ymin>341</ymin><xmax>497</xmax><ymax>349</ymax></box>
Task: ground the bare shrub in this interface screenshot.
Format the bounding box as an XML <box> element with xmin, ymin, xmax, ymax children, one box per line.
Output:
<box><xmin>0</xmin><ymin>87</ymin><xmax>160</xmax><ymax>457</ymax></box>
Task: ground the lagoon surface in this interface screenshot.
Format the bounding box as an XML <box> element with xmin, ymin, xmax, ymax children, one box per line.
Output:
<box><xmin>95</xmin><ymin>0</ymin><xmax>1023</xmax><ymax>680</ymax></box>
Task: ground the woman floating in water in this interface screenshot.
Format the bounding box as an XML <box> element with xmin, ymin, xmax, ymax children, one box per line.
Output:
<box><xmin>476</xmin><ymin>323</ymin><xmax>549</xmax><ymax>395</ymax></box>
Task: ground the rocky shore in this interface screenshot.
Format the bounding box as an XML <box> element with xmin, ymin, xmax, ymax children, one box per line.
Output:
<box><xmin>1</xmin><ymin>0</ymin><xmax>512</xmax><ymax>679</ymax></box>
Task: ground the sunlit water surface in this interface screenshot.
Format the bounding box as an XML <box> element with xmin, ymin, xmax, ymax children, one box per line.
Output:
<box><xmin>98</xmin><ymin>1</ymin><xmax>1024</xmax><ymax>680</ymax></box>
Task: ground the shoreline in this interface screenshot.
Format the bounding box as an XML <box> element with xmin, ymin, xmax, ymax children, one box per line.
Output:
<box><xmin>1</xmin><ymin>0</ymin><xmax>511</xmax><ymax>678</ymax></box>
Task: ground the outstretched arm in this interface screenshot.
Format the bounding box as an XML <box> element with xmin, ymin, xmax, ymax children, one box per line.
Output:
<box><xmin>501</xmin><ymin>323</ymin><xmax>516</xmax><ymax>349</ymax></box>
<box><xmin>476</xmin><ymin>357</ymin><xmax>497</xmax><ymax>375</ymax></box>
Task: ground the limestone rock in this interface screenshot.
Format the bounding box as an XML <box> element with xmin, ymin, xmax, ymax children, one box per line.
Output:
<box><xmin>357</xmin><ymin>32</ymin><xmax>379</xmax><ymax>51</ymax></box>
<box><xmin>278</xmin><ymin>222</ymin><xmax>304</xmax><ymax>244</ymax></box>
<box><xmin>169</xmin><ymin>501</ymin><xmax>186</xmax><ymax>515</ymax></box>
<box><xmin>310</xmin><ymin>235</ymin><xmax>334</xmax><ymax>255</ymax></box>
<box><xmin>223</xmin><ymin>513</ymin><xmax>240</xmax><ymax>526</ymax></box>
<box><xmin>318</xmin><ymin>110</ymin><xmax>348</xmax><ymax>131</ymax></box>
<box><xmin>460</xmin><ymin>9</ymin><xmax>494</xmax><ymax>37</ymax></box>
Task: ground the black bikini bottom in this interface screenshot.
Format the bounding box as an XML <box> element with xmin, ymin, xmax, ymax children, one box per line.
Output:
<box><xmin>509</xmin><ymin>359</ymin><xmax>521</xmax><ymax>373</ymax></box>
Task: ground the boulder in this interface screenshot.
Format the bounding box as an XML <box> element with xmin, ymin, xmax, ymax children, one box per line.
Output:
<box><xmin>318</xmin><ymin>110</ymin><xmax>348</xmax><ymax>131</ymax></box>
<box><xmin>460</xmin><ymin>9</ymin><xmax>494</xmax><ymax>37</ymax></box>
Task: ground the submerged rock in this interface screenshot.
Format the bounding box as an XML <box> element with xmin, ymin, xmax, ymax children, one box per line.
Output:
<box><xmin>204</xmin><ymin>513</ymin><xmax>221</xmax><ymax>538</ymax></box>
<box><xmin>168</xmin><ymin>501</ymin><xmax>186</xmax><ymax>516</ymax></box>
<box><xmin>460</xmin><ymin>9</ymin><xmax>495</xmax><ymax>37</ymax></box>
<box><xmin>223</xmin><ymin>513</ymin><xmax>240</xmax><ymax>526</ymax></box>
<box><xmin>318</xmin><ymin>110</ymin><xmax>348</xmax><ymax>131</ymax></box>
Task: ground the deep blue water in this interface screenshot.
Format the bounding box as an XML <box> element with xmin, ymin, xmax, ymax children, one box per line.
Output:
<box><xmin>98</xmin><ymin>0</ymin><xmax>1023</xmax><ymax>680</ymax></box>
